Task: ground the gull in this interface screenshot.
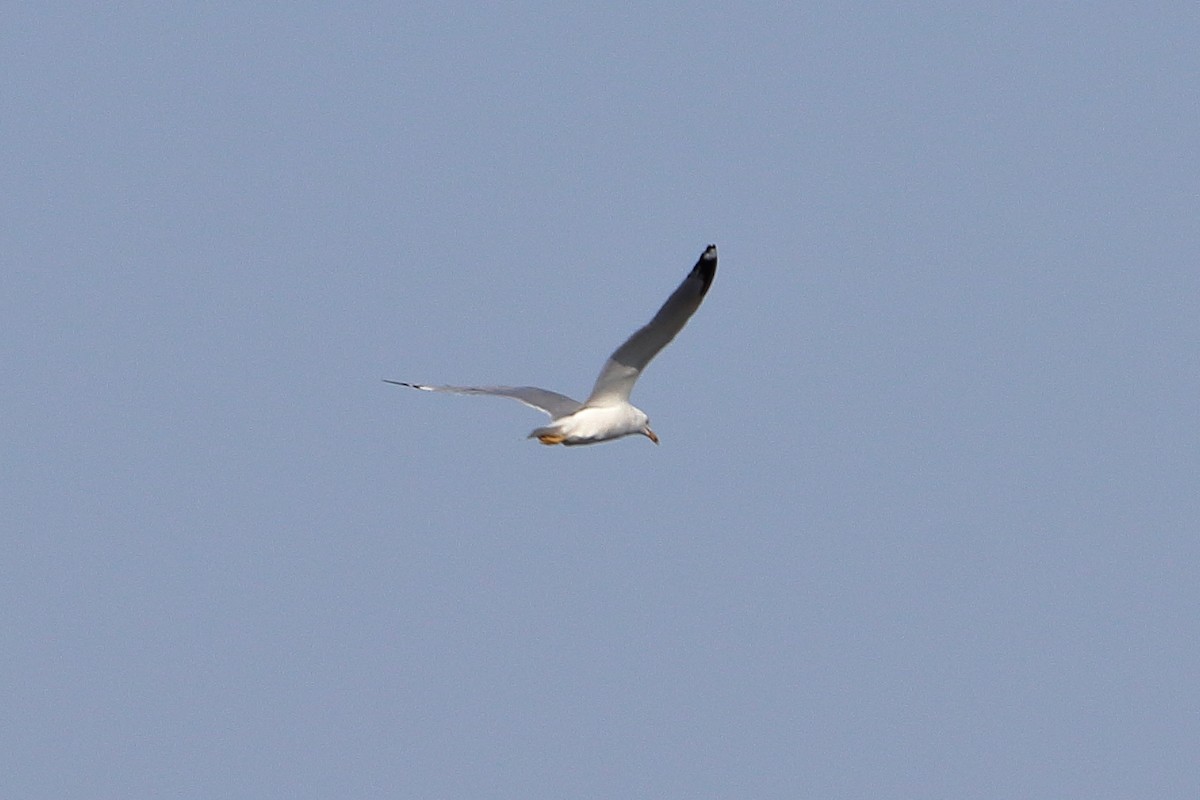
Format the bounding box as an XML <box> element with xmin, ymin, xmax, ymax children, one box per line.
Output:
<box><xmin>386</xmin><ymin>244</ymin><xmax>717</xmax><ymax>446</ymax></box>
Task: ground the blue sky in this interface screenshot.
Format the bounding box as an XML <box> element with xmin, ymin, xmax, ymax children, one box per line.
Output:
<box><xmin>4</xmin><ymin>4</ymin><xmax>1198</xmax><ymax>797</ymax></box>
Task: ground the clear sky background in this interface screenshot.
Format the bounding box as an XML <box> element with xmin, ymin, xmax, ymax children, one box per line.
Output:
<box><xmin>4</xmin><ymin>4</ymin><xmax>1198</xmax><ymax>798</ymax></box>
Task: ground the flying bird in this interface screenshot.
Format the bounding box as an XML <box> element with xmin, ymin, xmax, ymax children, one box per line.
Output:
<box><xmin>386</xmin><ymin>244</ymin><xmax>718</xmax><ymax>446</ymax></box>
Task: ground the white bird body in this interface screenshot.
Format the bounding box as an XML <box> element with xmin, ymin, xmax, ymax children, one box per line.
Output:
<box><xmin>387</xmin><ymin>245</ymin><xmax>717</xmax><ymax>446</ymax></box>
<box><xmin>528</xmin><ymin>401</ymin><xmax>654</xmax><ymax>447</ymax></box>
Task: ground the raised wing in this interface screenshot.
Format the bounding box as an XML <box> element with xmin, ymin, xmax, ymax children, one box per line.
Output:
<box><xmin>383</xmin><ymin>380</ymin><xmax>583</xmax><ymax>419</ymax></box>
<box><xmin>585</xmin><ymin>244</ymin><xmax>717</xmax><ymax>404</ymax></box>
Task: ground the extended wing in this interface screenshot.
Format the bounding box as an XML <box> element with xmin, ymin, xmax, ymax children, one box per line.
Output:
<box><xmin>383</xmin><ymin>381</ymin><xmax>583</xmax><ymax>419</ymax></box>
<box><xmin>585</xmin><ymin>244</ymin><xmax>717</xmax><ymax>404</ymax></box>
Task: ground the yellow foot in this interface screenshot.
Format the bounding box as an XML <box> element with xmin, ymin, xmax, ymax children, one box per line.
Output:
<box><xmin>537</xmin><ymin>433</ymin><xmax>567</xmax><ymax>445</ymax></box>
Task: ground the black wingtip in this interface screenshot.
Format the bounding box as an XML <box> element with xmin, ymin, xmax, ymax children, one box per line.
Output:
<box><xmin>692</xmin><ymin>244</ymin><xmax>717</xmax><ymax>295</ymax></box>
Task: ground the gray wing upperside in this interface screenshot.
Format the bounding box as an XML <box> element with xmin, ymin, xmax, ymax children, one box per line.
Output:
<box><xmin>586</xmin><ymin>244</ymin><xmax>718</xmax><ymax>404</ymax></box>
<box><xmin>383</xmin><ymin>380</ymin><xmax>583</xmax><ymax>419</ymax></box>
